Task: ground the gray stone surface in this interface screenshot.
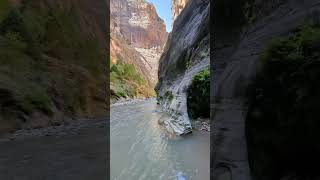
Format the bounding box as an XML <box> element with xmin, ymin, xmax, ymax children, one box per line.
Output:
<box><xmin>156</xmin><ymin>0</ymin><xmax>210</xmax><ymax>135</ymax></box>
<box><xmin>211</xmin><ymin>1</ymin><xmax>320</xmax><ymax>179</ymax></box>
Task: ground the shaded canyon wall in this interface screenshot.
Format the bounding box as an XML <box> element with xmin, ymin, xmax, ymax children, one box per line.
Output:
<box><xmin>211</xmin><ymin>0</ymin><xmax>320</xmax><ymax>179</ymax></box>
<box><xmin>156</xmin><ymin>0</ymin><xmax>210</xmax><ymax>135</ymax></box>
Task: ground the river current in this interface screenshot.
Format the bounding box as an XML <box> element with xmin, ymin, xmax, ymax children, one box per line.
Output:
<box><xmin>110</xmin><ymin>99</ymin><xmax>210</xmax><ymax>180</ymax></box>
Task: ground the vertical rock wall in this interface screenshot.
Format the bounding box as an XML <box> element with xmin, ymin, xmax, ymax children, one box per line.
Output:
<box><xmin>171</xmin><ymin>0</ymin><xmax>189</xmax><ymax>30</ymax></box>
<box><xmin>110</xmin><ymin>0</ymin><xmax>168</xmax><ymax>85</ymax></box>
<box><xmin>211</xmin><ymin>0</ymin><xmax>320</xmax><ymax>179</ymax></box>
<box><xmin>156</xmin><ymin>0</ymin><xmax>210</xmax><ymax>135</ymax></box>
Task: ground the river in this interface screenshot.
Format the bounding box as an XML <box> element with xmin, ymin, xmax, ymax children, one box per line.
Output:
<box><xmin>111</xmin><ymin>99</ymin><xmax>210</xmax><ymax>180</ymax></box>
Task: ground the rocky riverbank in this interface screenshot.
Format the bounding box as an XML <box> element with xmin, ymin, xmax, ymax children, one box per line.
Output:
<box><xmin>192</xmin><ymin>118</ymin><xmax>210</xmax><ymax>132</ymax></box>
<box><xmin>0</xmin><ymin>117</ymin><xmax>108</xmax><ymax>180</ymax></box>
<box><xmin>111</xmin><ymin>97</ymin><xmax>155</xmax><ymax>107</ymax></box>
<box><xmin>0</xmin><ymin>118</ymin><xmax>106</xmax><ymax>142</ymax></box>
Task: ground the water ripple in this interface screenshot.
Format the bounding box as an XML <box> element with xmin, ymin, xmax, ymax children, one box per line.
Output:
<box><xmin>110</xmin><ymin>100</ymin><xmax>209</xmax><ymax>180</ymax></box>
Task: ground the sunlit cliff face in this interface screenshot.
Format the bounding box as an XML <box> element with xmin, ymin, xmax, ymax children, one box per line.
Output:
<box><xmin>171</xmin><ymin>0</ymin><xmax>189</xmax><ymax>29</ymax></box>
<box><xmin>110</xmin><ymin>0</ymin><xmax>167</xmax><ymax>48</ymax></box>
<box><xmin>110</xmin><ymin>0</ymin><xmax>168</xmax><ymax>89</ymax></box>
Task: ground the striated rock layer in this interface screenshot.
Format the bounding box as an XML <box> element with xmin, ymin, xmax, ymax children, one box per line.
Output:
<box><xmin>211</xmin><ymin>0</ymin><xmax>320</xmax><ymax>179</ymax></box>
<box><xmin>156</xmin><ymin>0</ymin><xmax>210</xmax><ymax>135</ymax></box>
<box><xmin>110</xmin><ymin>0</ymin><xmax>168</xmax><ymax>86</ymax></box>
<box><xmin>171</xmin><ymin>0</ymin><xmax>189</xmax><ymax>30</ymax></box>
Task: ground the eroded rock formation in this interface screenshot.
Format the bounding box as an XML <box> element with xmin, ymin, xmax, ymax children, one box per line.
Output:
<box><xmin>110</xmin><ymin>0</ymin><xmax>168</xmax><ymax>86</ymax></box>
<box><xmin>156</xmin><ymin>0</ymin><xmax>210</xmax><ymax>135</ymax></box>
<box><xmin>211</xmin><ymin>0</ymin><xmax>320</xmax><ymax>179</ymax></box>
<box><xmin>171</xmin><ymin>0</ymin><xmax>189</xmax><ymax>29</ymax></box>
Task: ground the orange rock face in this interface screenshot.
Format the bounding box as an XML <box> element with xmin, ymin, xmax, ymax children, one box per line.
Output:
<box><xmin>110</xmin><ymin>0</ymin><xmax>168</xmax><ymax>86</ymax></box>
<box><xmin>111</xmin><ymin>0</ymin><xmax>168</xmax><ymax>49</ymax></box>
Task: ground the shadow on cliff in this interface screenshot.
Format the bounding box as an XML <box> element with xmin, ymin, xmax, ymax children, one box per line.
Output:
<box><xmin>211</xmin><ymin>0</ymin><xmax>320</xmax><ymax>179</ymax></box>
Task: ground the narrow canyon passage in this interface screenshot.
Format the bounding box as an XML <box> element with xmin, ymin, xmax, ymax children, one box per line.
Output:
<box><xmin>111</xmin><ymin>99</ymin><xmax>210</xmax><ymax>180</ymax></box>
<box><xmin>110</xmin><ymin>0</ymin><xmax>210</xmax><ymax>179</ymax></box>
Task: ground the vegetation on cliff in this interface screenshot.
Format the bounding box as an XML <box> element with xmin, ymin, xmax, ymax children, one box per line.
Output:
<box><xmin>110</xmin><ymin>59</ymin><xmax>154</xmax><ymax>102</ymax></box>
<box><xmin>110</xmin><ymin>0</ymin><xmax>167</xmax><ymax>103</ymax></box>
<box><xmin>0</xmin><ymin>0</ymin><xmax>106</xmax><ymax>135</ymax></box>
<box><xmin>246</xmin><ymin>24</ymin><xmax>320</xmax><ymax>179</ymax></box>
<box><xmin>187</xmin><ymin>69</ymin><xmax>210</xmax><ymax>119</ymax></box>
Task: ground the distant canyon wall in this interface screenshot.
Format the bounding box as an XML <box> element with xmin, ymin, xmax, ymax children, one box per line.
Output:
<box><xmin>110</xmin><ymin>0</ymin><xmax>168</xmax><ymax>86</ymax></box>
<box><xmin>171</xmin><ymin>0</ymin><xmax>189</xmax><ymax>30</ymax></box>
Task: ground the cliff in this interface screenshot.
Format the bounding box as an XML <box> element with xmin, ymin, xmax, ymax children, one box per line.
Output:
<box><xmin>111</xmin><ymin>0</ymin><xmax>167</xmax><ymax>48</ymax></box>
<box><xmin>156</xmin><ymin>0</ymin><xmax>210</xmax><ymax>135</ymax></box>
<box><xmin>171</xmin><ymin>0</ymin><xmax>189</xmax><ymax>29</ymax></box>
<box><xmin>0</xmin><ymin>0</ymin><xmax>107</xmax><ymax>135</ymax></box>
<box><xmin>211</xmin><ymin>0</ymin><xmax>320</xmax><ymax>179</ymax></box>
<box><xmin>110</xmin><ymin>0</ymin><xmax>168</xmax><ymax>101</ymax></box>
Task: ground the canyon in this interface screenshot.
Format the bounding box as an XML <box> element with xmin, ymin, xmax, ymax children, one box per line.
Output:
<box><xmin>0</xmin><ymin>1</ymin><xmax>109</xmax><ymax>179</ymax></box>
<box><xmin>110</xmin><ymin>1</ymin><xmax>211</xmax><ymax>178</ymax></box>
<box><xmin>110</xmin><ymin>0</ymin><xmax>168</xmax><ymax>102</ymax></box>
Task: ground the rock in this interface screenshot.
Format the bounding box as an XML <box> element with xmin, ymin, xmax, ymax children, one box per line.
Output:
<box><xmin>156</xmin><ymin>0</ymin><xmax>210</xmax><ymax>135</ymax></box>
<box><xmin>111</xmin><ymin>0</ymin><xmax>167</xmax><ymax>48</ymax></box>
<box><xmin>171</xmin><ymin>0</ymin><xmax>189</xmax><ymax>30</ymax></box>
<box><xmin>211</xmin><ymin>0</ymin><xmax>320</xmax><ymax>179</ymax></box>
<box><xmin>0</xmin><ymin>0</ymin><xmax>108</xmax><ymax>136</ymax></box>
<box><xmin>176</xmin><ymin>172</ymin><xmax>186</xmax><ymax>180</ymax></box>
<box><xmin>110</xmin><ymin>0</ymin><xmax>168</xmax><ymax>86</ymax></box>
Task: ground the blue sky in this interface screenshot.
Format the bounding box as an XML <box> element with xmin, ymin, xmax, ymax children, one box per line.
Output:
<box><xmin>146</xmin><ymin>0</ymin><xmax>171</xmax><ymax>32</ymax></box>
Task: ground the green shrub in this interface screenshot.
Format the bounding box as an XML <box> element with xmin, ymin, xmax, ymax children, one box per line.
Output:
<box><xmin>157</xmin><ymin>95</ymin><xmax>163</xmax><ymax>102</ymax></box>
<box><xmin>0</xmin><ymin>9</ymin><xmax>24</xmax><ymax>34</ymax></box>
<box><xmin>115</xmin><ymin>88</ymin><xmax>127</xmax><ymax>98</ymax></box>
<box><xmin>78</xmin><ymin>38</ymin><xmax>102</xmax><ymax>76</ymax></box>
<box><xmin>246</xmin><ymin>24</ymin><xmax>320</xmax><ymax>179</ymax></box>
<box><xmin>61</xmin><ymin>78</ymin><xmax>87</xmax><ymax>115</ymax></box>
<box><xmin>110</xmin><ymin>60</ymin><xmax>149</xmax><ymax>100</ymax></box>
<box><xmin>187</xmin><ymin>69</ymin><xmax>210</xmax><ymax>119</ymax></box>
<box><xmin>164</xmin><ymin>91</ymin><xmax>174</xmax><ymax>102</ymax></box>
<box><xmin>24</xmin><ymin>89</ymin><xmax>52</xmax><ymax>116</ymax></box>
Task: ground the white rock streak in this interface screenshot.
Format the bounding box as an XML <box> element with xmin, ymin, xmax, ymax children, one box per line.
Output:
<box><xmin>160</xmin><ymin>58</ymin><xmax>209</xmax><ymax>135</ymax></box>
<box><xmin>129</xmin><ymin>12</ymin><xmax>150</xmax><ymax>29</ymax></box>
<box><xmin>128</xmin><ymin>0</ymin><xmax>150</xmax><ymax>29</ymax></box>
<box><xmin>135</xmin><ymin>47</ymin><xmax>162</xmax><ymax>83</ymax></box>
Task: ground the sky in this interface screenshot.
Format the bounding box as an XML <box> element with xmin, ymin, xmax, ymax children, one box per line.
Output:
<box><xmin>146</xmin><ymin>0</ymin><xmax>172</xmax><ymax>32</ymax></box>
